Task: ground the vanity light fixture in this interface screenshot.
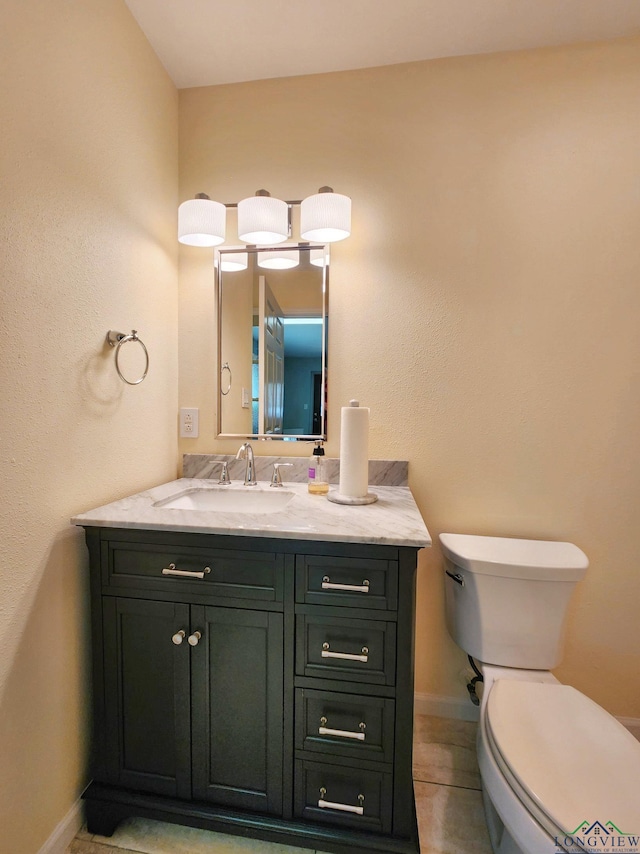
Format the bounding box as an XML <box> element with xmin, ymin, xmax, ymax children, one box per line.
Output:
<box><xmin>300</xmin><ymin>186</ymin><xmax>351</xmax><ymax>243</ymax></box>
<box><xmin>218</xmin><ymin>251</ymin><xmax>249</xmax><ymax>272</ymax></box>
<box><xmin>238</xmin><ymin>190</ymin><xmax>289</xmax><ymax>244</ymax></box>
<box><xmin>257</xmin><ymin>248</ymin><xmax>299</xmax><ymax>270</ymax></box>
<box><xmin>178</xmin><ymin>193</ymin><xmax>226</xmax><ymax>246</ymax></box>
<box><xmin>309</xmin><ymin>247</ymin><xmax>327</xmax><ymax>268</ymax></box>
<box><xmin>178</xmin><ymin>187</ymin><xmax>351</xmax><ymax>247</ymax></box>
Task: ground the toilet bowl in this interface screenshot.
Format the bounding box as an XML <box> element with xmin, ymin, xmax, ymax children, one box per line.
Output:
<box><xmin>440</xmin><ymin>533</ymin><xmax>640</xmax><ymax>854</ymax></box>
<box><xmin>477</xmin><ymin>665</ymin><xmax>640</xmax><ymax>854</ymax></box>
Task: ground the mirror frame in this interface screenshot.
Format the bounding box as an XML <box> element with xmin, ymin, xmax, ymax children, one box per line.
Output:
<box><xmin>215</xmin><ymin>243</ymin><xmax>329</xmax><ymax>441</ymax></box>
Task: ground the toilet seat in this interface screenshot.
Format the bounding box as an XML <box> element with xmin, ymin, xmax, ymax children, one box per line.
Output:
<box><xmin>486</xmin><ymin>680</ymin><xmax>640</xmax><ymax>841</ymax></box>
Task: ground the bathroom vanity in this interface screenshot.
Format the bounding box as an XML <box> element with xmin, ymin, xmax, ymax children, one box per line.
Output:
<box><xmin>73</xmin><ymin>477</ymin><xmax>430</xmax><ymax>854</ymax></box>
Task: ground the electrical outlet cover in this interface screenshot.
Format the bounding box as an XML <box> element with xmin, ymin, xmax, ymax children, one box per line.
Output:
<box><xmin>179</xmin><ymin>407</ymin><xmax>199</xmax><ymax>438</ymax></box>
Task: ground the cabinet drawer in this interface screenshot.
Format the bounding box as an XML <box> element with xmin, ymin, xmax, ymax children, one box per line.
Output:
<box><xmin>296</xmin><ymin>616</ymin><xmax>396</xmax><ymax>686</ymax></box>
<box><xmin>296</xmin><ymin>555</ymin><xmax>397</xmax><ymax>611</ymax></box>
<box><xmin>295</xmin><ymin>688</ymin><xmax>395</xmax><ymax>764</ymax></box>
<box><xmin>105</xmin><ymin>542</ymin><xmax>282</xmax><ymax>602</ymax></box>
<box><xmin>294</xmin><ymin>759</ymin><xmax>392</xmax><ymax>834</ymax></box>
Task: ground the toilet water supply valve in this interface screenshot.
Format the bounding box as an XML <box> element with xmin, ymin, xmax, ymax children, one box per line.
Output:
<box><xmin>467</xmin><ymin>655</ymin><xmax>484</xmax><ymax>706</ymax></box>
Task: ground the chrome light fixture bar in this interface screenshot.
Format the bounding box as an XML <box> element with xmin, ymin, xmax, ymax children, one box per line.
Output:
<box><xmin>178</xmin><ymin>186</ymin><xmax>351</xmax><ymax>247</ymax></box>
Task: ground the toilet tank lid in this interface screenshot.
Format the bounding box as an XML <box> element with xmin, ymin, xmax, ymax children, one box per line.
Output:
<box><xmin>439</xmin><ymin>533</ymin><xmax>588</xmax><ymax>580</ymax></box>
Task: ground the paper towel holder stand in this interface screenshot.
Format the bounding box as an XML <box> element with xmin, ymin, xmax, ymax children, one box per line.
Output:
<box><xmin>327</xmin><ymin>490</ymin><xmax>378</xmax><ymax>506</ymax></box>
<box><xmin>328</xmin><ymin>399</ymin><xmax>379</xmax><ymax>505</ymax></box>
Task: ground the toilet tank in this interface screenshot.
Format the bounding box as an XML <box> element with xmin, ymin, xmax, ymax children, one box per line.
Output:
<box><xmin>441</xmin><ymin>533</ymin><xmax>588</xmax><ymax>670</ymax></box>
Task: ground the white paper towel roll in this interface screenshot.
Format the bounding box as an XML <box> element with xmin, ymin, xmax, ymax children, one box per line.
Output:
<box><xmin>339</xmin><ymin>400</ymin><xmax>370</xmax><ymax>498</ymax></box>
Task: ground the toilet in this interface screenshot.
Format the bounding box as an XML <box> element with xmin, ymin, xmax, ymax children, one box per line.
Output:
<box><xmin>440</xmin><ymin>532</ymin><xmax>640</xmax><ymax>854</ymax></box>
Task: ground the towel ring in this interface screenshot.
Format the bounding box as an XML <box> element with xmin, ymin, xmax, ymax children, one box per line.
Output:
<box><xmin>107</xmin><ymin>330</ymin><xmax>149</xmax><ymax>385</ymax></box>
<box><xmin>221</xmin><ymin>361</ymin><xmax>232</xmax><ymax>396</ymax></box>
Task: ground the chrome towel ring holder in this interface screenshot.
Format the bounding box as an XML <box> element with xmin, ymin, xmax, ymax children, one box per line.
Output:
<box><xmin>221</xmin><ymin>361</ymin><xmax>232</xmax><ymax>396</ymax></box>
<box><xmin>107</xmin><ymin>330</ymin><xmax>149</xmax><ymax>385</ymax></box>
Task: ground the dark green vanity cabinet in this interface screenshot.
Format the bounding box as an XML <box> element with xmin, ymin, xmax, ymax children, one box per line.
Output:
<box><xmin>99</xmin><ymin>597</ymin><xmax>283</xmax><ymax>813</ymax></box>
<box><xmin>82</xmin><ymin>526</ymin><xmax>421</xmax><ymax>854</ymax></box>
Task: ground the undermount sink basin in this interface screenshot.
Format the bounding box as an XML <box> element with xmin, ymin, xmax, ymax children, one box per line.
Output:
<box><xmin>153</xmin><ymin>487</ymin><xmax>295</xmax><ymax>514</ymax></box>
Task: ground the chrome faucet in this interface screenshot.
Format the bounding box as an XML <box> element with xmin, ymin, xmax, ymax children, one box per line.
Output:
<box><xmin>270</xmin><ymin>461</ymin><xmax>293</xmax><ymax>487</ymax></box>
<box><xmin>235</xmin><ymin>442</ymin><xmax>257</xmax><ymax>486</ymax></box>
<box><xmin>208</xmin><ymin>459</ymin><xmax>231</xmax><ymax>485</ymax></box>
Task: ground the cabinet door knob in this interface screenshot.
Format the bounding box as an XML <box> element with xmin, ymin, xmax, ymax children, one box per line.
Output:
<box><xmin>188</xmin><ymin>631</ymin><xmax>202</xmax><ymax>647</ymax></box>
<box><xmin>171</xmin><ymin>630</ymin><xmax>186</xmax><ymax>645</ymax></box>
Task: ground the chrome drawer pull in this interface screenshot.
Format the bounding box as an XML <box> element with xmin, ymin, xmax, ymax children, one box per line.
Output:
<box><xmin>162</xmin><ymin>563</ymin><xmax>211</xmax><ymax>579</ymax></box>
<box><xmin>322</xmin><ymin>576</ymin><xmax>370</xmax><ymax>593</ymax></box>
<box><xmin>319</xmin><ymin>717</ymin><xmax>366</xmax><ymax>741</ymax></box>
<box><xmin>318</xmin><ymin>788</ymin><xmax>364</xmax><ymax>815</ymax></box>
<box><xmin>321</xmin><ymin>642</ymin><xmax>369</xmax><ymax>662</ymax></box>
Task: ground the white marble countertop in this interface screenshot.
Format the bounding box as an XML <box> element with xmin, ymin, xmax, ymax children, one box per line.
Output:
<box><xmin>71</xmin><ymin>478</ymin><xmax>431</xmax><ymax>548</ymax></box>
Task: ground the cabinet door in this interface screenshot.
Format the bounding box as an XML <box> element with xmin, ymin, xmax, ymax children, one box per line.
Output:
<box><xmin>191</xmin><ymin>606</ymin><xmax>284</xmax><ymax>815</ymax></box>
<box><xmin>102</xmin><ymin>597</ymin><xmax>191</xmax><ymax>798</ymax></box>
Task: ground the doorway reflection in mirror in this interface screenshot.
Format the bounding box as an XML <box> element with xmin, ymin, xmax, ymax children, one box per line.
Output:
<box><xmin>216</xmin><ymin>245</ymin><xmax>328</xmax><ymax>440</ymax></box>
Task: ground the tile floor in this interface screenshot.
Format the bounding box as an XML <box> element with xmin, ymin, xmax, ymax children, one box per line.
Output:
<box><xmin>67</xmin><ymin>714</ymin><xmax>492</xmax><ymax>854</ymax></box>
<box><xmin>68</xmin><ymin>714</ymin><xmax>640</xmax><ymax>854</ymax></box>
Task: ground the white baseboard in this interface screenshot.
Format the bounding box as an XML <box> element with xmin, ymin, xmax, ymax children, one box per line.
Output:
<box><xmin>38</xmin><ymin>799</ymin><xmax>83</xmax><ymax>854</ymax></box>
<box><xmin>617</xmin><ymin>715</ymin><xmax>640</xmax><ymax>728</ymax></box>
<box><xmin>617</xmin><ymin>715</ymin><xmax>640</xmax><ymax>737</ymax></box>
<box><xmin>414</xmin><ymin>691</ymin><xmax>480</xmax><ymax>722</ymax></box>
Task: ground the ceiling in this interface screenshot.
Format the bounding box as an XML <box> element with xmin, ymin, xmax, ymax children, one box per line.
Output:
<box><xmin>123</xmin><ymin>0</ymin><xmax>640</xmax><ymax>89</ymax></box>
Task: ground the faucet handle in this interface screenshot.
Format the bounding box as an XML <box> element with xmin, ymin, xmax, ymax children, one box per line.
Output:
<box><xmin>270</xmin><ymin>462</ymin><xmax>293</xmax><ymax>487</ymax></box>
<box><xmin>209</xmin><ymin>460</ymin><xmax>231</xmax><ymax>485</ymax></box>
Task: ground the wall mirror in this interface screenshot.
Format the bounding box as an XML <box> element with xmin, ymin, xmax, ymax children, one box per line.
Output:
<box><xmin>215</xmin><ymin>244</ymin><xmax>328</xmax><ymax>440</ymax></box>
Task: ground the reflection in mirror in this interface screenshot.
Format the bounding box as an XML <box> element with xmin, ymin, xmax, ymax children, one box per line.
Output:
<box><xmin>216</xmin><ymin>245</ymin><xmax>328</xmax><ymax>440</ymax></box>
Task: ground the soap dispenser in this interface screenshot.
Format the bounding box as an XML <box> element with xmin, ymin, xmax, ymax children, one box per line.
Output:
<box><xmin>308</xmin><ymin>441</ymin><xmax>329</xmax><ymax>495</ymax></box>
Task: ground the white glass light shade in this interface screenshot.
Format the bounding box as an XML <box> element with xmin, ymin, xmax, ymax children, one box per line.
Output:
<box><xmin>178</xmin><ymin>198</ymin><xmax>226</xmax><ymax>246</ymax></box>
<box><xmin>310</xmin><ymin>247</ymin><xmax>327</xmax><ymax>267</ymax></box>
<box><xmin>238</xmin><ymin>195</ymin><xmax>288</xmax><ymax>244</ymax></box>
<box><xmin>219</xmin><ymin>251</ymin><xmax>248</xmax><ymax>272</ymax></box>
<box><xmin>258</xmin><ymin>249</ymin><xmax>299</xmax><ymax>270</ymax></box>
<box><xmin>300</xmin><ymin>191</ymin><xmax>351</xmax><ymax>243</ymax></box>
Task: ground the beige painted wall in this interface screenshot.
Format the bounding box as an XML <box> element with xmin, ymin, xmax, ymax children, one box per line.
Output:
<box><xmin>0</xmin><ymin>2</ymin><xmax>178</xmax><ymax>851</ymax></box>
<box><xmin>179</xmin><ymin>37</ymin><xmax>640</xmax><ymax>718</ymax></box>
